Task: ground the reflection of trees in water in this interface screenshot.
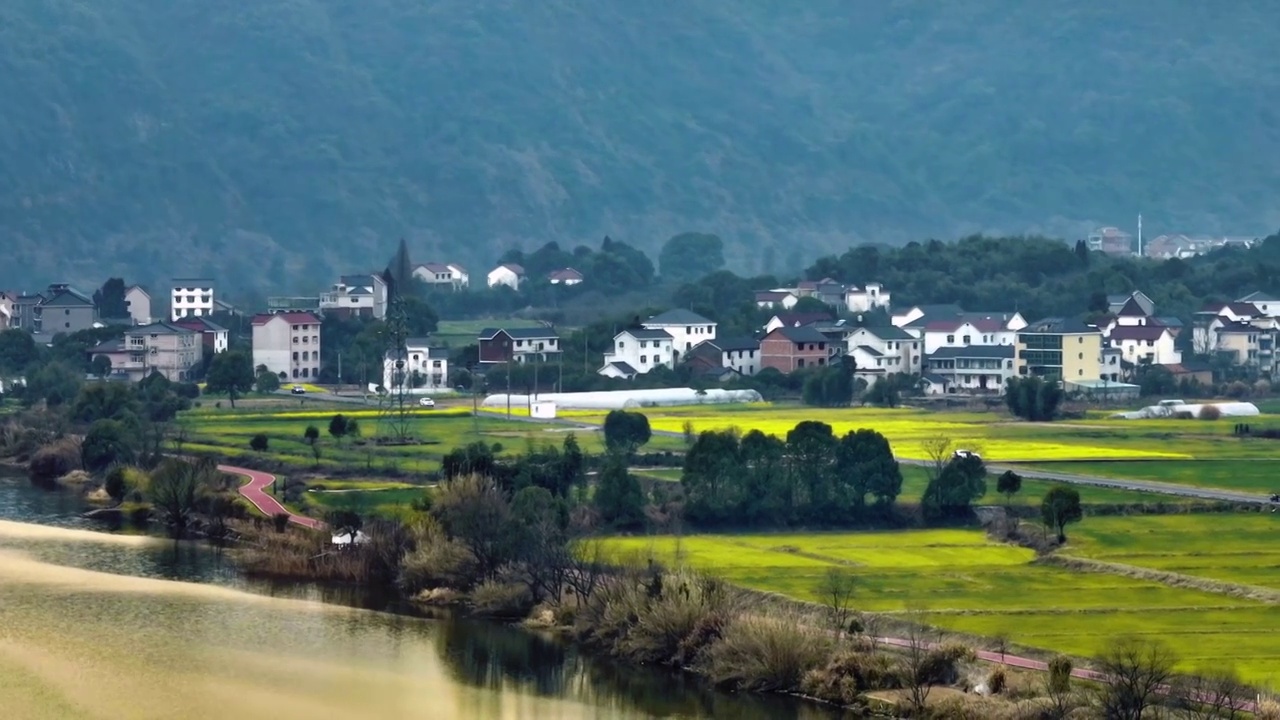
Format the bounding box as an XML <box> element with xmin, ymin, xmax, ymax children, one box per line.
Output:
<box><xmin>438</xmin><ymin>620</ymin><xmax>569</xmax><ymax>697</ymax></box>
<box><xmin>438</xmin><ymin>620</ymin><xmax>851</xmax><ymax>720</ymax></box>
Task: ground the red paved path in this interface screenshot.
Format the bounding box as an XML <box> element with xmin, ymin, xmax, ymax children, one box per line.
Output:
<box><xmin>220</xmin><ymin>464</ymin><xmax>322</xmax><ymax>529</ymax></box>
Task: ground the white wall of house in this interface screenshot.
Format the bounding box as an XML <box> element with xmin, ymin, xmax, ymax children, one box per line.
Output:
<box><xmin>845</xmin><ymin>328</ymin><xmax>916</xmax><ymax>374</ymax></box>
<box><xmin>384</xmin><ymin>343</ymin><xmax>449</xmax><ymax>390</ymax></box>
<box><xmin>253</xmin><ymin>316</ymin><xmax>322</xmax><ymax>380</ymax></box>
<box><xmin>721</xmin><ymin>347</ymin><xmax>761</xmax><ymax>376</ymax></box>
<box><xmin>1112</xmin><ymin>333</ymin><xmax>1181</xmax><ymax>366</ymax></box>
<box><xmin>170</xmin><ymin>282</ymin><xmax>214</xmax><ymax>321</ymax></box>
<box><xmin>487</xmin><ymin>266</ymin><xmax>523</xmax><ymax>289</ymax></box>
<box><xmin>642</xmin><ymin>320</ymin><xmax>716</xmax><ymax>355</ymax></box>
<box><xmin>922</xmin><ymin>322</ymin><xmax>1014</xmax><ymax>354</ymax></box>
<box><xmin>602</xmin><ymin>331</ymin><xmax>674</xmax><ymax>374</ymax></box>
<box><xmin>125</xmin><ymin>286</ymin><xmax>151</xmax><ymax>325</ymax></box>
<box><xmin>756</xmin><ymin>292</ymin><xmax>798</xmax><ymax>311</ymax></box>
<box><xmin>844</xmin><ymin>283</ymin><xmax>891</xmax><ymax>313</ymax></box>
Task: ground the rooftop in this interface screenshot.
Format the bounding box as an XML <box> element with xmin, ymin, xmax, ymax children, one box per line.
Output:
<box><xmin>620</xmin><ymin>328</ymin><xmax>674</xmax><ymax>341</ymax></box>
<box><xmin>129</xmin><ymin>321</ymin><xmax>197</xmax><ymax>336</ymax></box>
<box><xmin>768</xmin><ymin>311</ymin><xmax>834</xmax><ymax>327</ymax></box>
<box><xmin>1109</xmin><ymin>326</ymin><xmax>1170</xmax><ymax>342</ymax></box>
<box><xmin>547</xmin><ymin>267</ymin><xmax>584</xmax><ymax>281</ymax></box>
<box><xmin>709</xmin><ymin>336</ymin><xmax>760</xmax><ymax>352</ymax></box>
<box><xmin>928</xmin><ymin>345</ymin><xmax>1015</xmax><ymax>360</ymax></box>
<box><xmin>172</xmin><ymin>316</ymin><xmax>228</xmax><ymax>333</ymax></box>
<box><xmin>646</xmin><ymin>308</ymin><xmax>715</xmax><ymax>326</ymax></box>
<box><xmin>39</xmin><ymin>286</ymin><xmax>95</xmax><ymax>308</ymax></box>
<box><xmin>251</xmin><ymin>312</ymin><xmax>322</xmax><ymax>326</ymax></box>
<box><xmin>855</xmin><ymin>324</ymin><xmax>915</xmax><ymax>341</ymax></box>
<box><xmin>495</xmin><ymin>263</ymin><xmax>526</xmax><ymax>275</ymax></box>
<box><xmin>604</xmin><ymin>361</ymin><xmax>638</xmax><ymax>376</ymax></box>
<box><xmin>477</xmin><ymin>326</ymin><xmax>559</xmax><ymax>340</ymax></box>
<box><xmin>855</xmin><ymin>345</ymin><xmax>884</xmax><ymax>358</ymax></box>
<box><xmin>1021</xmin><ymin>317</ymin><xmax>1099</xmax><ymax>334</ymax></box>
<box><xmin>770</xmin><ymin>326</ymin><xmax>828</xmax><ymax>344</ymax></box>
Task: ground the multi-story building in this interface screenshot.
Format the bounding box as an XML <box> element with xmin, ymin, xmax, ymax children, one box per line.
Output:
<box><xmin>251</xmin><ymin>312</ymin><xmax>323</xmax><ymax>380</ymax></box>
<box><xmin>320</xmin><ymin>274</ymin><xmax>387</xmax><ymax>319</ymax></box>
<box><xmin>925</xmin><ymin>346</ymin><xmax>1016</xmax><ymax>394</ymax></box>
<box><xmin>124</xmin><ymin>285</ymin><xmax>152</xmax><ymax>325</ymax></box>
<box><xmin>8</xmin><ymin>292</ymin><xmax>44</xmax><ymax>332</ymax></box>
<box><xmin>486</xmin><ymin>263</ymin><xmax>526</xmax><ymax>290</ymax></box>
<box><xmin>685</xmin><ymin>338</ymin><xmax>762</xmax><ymax>378</ymax></box>
<box><xmin>754</xmin><ymin>290</ymin><xmax>798</xmax><ymax>311</ymax></box>
<box><xmin>1016</xmin><ymin>317</ymin><xmax>1103</xmax><ymax>382</ymax></box>
<box><xmin>1107</xmin><ymin>325</ymin><xmax>1181</xmax><ymax>366</ymax></box>
<box><xmin>90</xmin><ymin>322</ymin><xmax>203</xmax><ymax>382</ymax></box>
<box><xmin>172</xmin><ymin>316</ymin><xmax>230</xmax><ymax>355</ymax></box>
<box><xmin>1086</xmin><ymin>227</ymin><xmax>1134</xmax><ymax>256</ymax></box>
<box><xmin>170</xmin><ymin>278</ymin><xmax>215</xmax><ymax>321</ymax></box>
<box><xmin>477</xmin><ymin>327</ymin><xmax>561</xmax><ymax>364</ymax></box>
<box><xmin>845</xmin><ymin>325</ymin><xmax>921</xmax><ymax>383</ymax></box>
<box><xmin>384</xmin><ymin>338</ymin><xmax>450</xmax><ymax>391</ymax></box>
<box><xmin>35</xmin><ymin>284</ymin><xmax>98</xmax><ymax>335</ymax></box>
<box><xmin>642</xmin><ymin>309</ymin><xmax>717</xmax><ymax>359</ymax></box>
<box><xmin>599</xmin><ymin>329</ymin><xmax>675</xmax><ymax>379</ymax></box>
<box><xmin>760</xmin><ymin>326</ymin><xmax>829</xmax><ymax>373</ymax></box>
<box><xmin>0</xmin><ymin>293</ymin><xmax>12</xmax><ymax>330</ymax></box>
<box><xmin>843</xmin><ymin>282</ymin><xmax>892</xmax><ymax>313</ymax></box>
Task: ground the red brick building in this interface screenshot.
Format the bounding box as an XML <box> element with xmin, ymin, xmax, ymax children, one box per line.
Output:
<box><xmin>760</xmin><ymin>326</ymin><xmax>829</xmax><ymax>373</ymax></box>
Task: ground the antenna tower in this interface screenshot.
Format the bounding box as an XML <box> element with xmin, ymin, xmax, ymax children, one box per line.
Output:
<box><xmin>377</xmin><ymin>239</ymin><xmax>415</xmax><ymax>442</ymax></box>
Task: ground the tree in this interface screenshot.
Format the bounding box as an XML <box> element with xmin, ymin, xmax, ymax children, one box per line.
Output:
<box><xmin>920</xmin><ymin>435</ymin><xmax>954</xmax><ymax>483</ymax></box>
<box><xmin>510</xmin><ymin>486</ymin><xmax>571</xmax><ymax>603</ymax></box>
<box><xmin>25</xmin><ymin>361</ymin><xmax>83</xmax><ymax>408</ymax></box>
<box><xmin>1094</xmin><ymin>636</ymin><xmax>1178</xmax><ymax>720</ymax></box>
<box><xmin>1172</xmin><ymin>666</ymin><xmax>1249</xmax><ymax>720</ymax></box>
<box><xmin>602</xmin><ymin>410</ymin><xmax>651</xmax><ymax>455</ymax></box>
<box><xmin>896</xmin><ymin>610</ymin><xmax>935</xmax><ymax>716</ymax></box>
<box><xmin>430</xmin><ymin>474</ymin><xmax>515</xmax><ymax>580</ymax></box>
<box><xmin>205</xmin><ymin>350</ymin><xmax>255</xmax><ymax>407</ymax></box>
<box><xmin>93</xmin><ymin>278</ymin><xmax>130</xmax><ymax>319</ymax></box>
<box><xmin>594</xmin><ymin>453</ymin><xmax>645</xmax><ymax>528</ymax></box>
<box><xmin>0</xmin><ymin>329</ymin><xmax>40</xmax><ymax>375</ymax></box>
<box><xmin>81</xmin><ymin>419</ymin><xmax>138</xmax><ymax>473</ymax></box>
<box><xmin>1041</xmin><ymin>485</ymin><xmax>1083</xmax><ymax>542</ymax></box>
<box><xmin>996</xmin><ymin>470</ymin><xmax>1022</xmax><ymax>506</ymax></box>
<box><xmin>814</xmin><ymin>568</ymin><xmax>857</xmax><ymax>632</ymax></box>
<box><xmin>682</xmin><ymin>428</ymin><xmax>743</xmax><ymax>523</ymax></box>
<box><xmin>250</xmin><ymin>433</ymin><xmax>269</xmax><ymax>452</ymax></box>
<box><xmin>864</xmin><ymin>378</ymin><xmax>900</xmax><ymax>408</ymax></box>
<box><xmin>786</xmin><ymin>420</ymin><xmax>838</xmax><ymax>522</ymax></box>
<box><xmin>658</xmin><ymin>232</ymin><xmax>724</xmax><ymax>284</ymax></box>
<box><xmin>303</xmin><ymin>424</ymin><xmax>321</xmax><ymax>465</ymax></box>
<box><xmin>328</xmin><ymin>413</ymin><xmax>349</xmax><ymax>441</ymax></box>
<box><xmin>325</xmin><ymin>509</ymin><xmax>363</xmax><ymax>543</ymax></box>
<box><xmin>255</xmin><ymin>366</ymin><xmax>280</xmax><ymax>393</ymax></box>
<box><xmin>922</xmin><ymin>454</ymin><xmax>987</xmax><ymax>520</ymax></box>
<box><xmin>149</xmin><ymin>459</ymin><xmax>211</xmax><ymax>538</ymax></box>
<box><xmin>1044</xmin><ymin>655</ymin><xmax>1076</xmax><ymax>720</ymax></box>
<box><xmin>1005</xmin><ymin>375</ymin><xmax>1064</xmax><ymax>421</ymax></box>
<box><xmin>91</xmin><ymin>354</ymin><xmax>113</xmax><ymax>378</ymax></box>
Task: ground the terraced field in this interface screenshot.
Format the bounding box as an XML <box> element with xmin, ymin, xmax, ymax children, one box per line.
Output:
<box><xmin>600</xmin><ymin>529</ymin><xmax>1280</xmax><ymax>685</ymax></box>
<box><xmin>1016</xmin><ymin>459</ymin><xmax>1280</xmax><ymax>496</ymax></box>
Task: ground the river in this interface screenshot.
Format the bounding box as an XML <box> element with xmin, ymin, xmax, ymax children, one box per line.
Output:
<box><xmin>0</xmin><ymin>472</ymin><xmax>850</xmax><ymax>719</ymax></box>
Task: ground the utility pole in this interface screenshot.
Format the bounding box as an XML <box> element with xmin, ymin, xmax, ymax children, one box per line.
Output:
<box><xmin>506</xmin><ymin>359</ymin><xmax>512</xmax><ymax>419</ymax></box>
<box><xmin>1137</xmin><ymin>213</ymin><xmax>1143</xmax><ymax>257</ymax></box>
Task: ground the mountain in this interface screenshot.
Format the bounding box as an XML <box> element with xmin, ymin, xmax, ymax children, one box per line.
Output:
<box><xmin>3</xmin><ymin>1</ymin><xmax>1279</xmax><ymax>294</ymax></box>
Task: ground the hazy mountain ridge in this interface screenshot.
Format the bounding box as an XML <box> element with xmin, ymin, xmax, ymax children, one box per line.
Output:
<box><xmin>2</xmin><ymin>0</ymin><xmax>1278</xmax><ymax>292</ymax></box>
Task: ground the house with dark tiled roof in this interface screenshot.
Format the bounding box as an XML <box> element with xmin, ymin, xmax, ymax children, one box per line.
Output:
<box><xmin>643</xmin><ymin>309</ymin><xmax>716</xmax><ymax>358</ymax></box>
<box><xmin>487</xmin><ymin>263</ymin><xmax>526</xmax><ymax>290</ymax></box>
<box><xmin>172</xmin><ymin>315</ymin><xmax>230</xmax><ymax>354</ymax></box>
<box><xmin>844</xmin><ymin>325</ymin><xmax>921</xmax><ymax>381</ymax></box>
<box><xmin>685</xmin><ymin>337</ymin><xmax>762</xmax><ymax>377</ymax></box>
<box><xmin>763</xmin><ymin>311</ymin><xmax>835</xmax><ymax>334</ymax></box>
<box><xmin>760</xmin><ymin>326</ymin><xmax>829</xmax><ymax>373</ymax></box>
<box><xmin>251</xmin><ymin>312</ymin><xmax>323</xmax><ymax>380</ymax></box>
<box><xmin>477</xmin><ymin>326</ymin><xmax>561</xmax><ymax>365</ymax></box>
<box><xmin>1016</xmin><ymin>317</ymin><xmax>1103</xmax><ymax>381</ymax></box>
<box><xmin>600</xmin><ymin>328</ymin><xmax>674</xmax><ymax>378</ymax></box>
<box><xmin>321</xmin><ymin>273</ymin><xmax>387</xmax><ymax>319</ymax></box>
<box><xmin>36</xmin><ymin>284</ymin><xmax>98</xmax><ymax>335</ymax></box>
<box><xmin>91</xmin><ymin>322</ymin><xmax>203</xmax><ymax>382</ymax></box>
<box><xmin>1107</xmin><ymin>325</ymin><xmax>1181</xmax><ymax>366</ymax></box>
<box><xmin>1106</xmin><ymin>291</ymin><xmax>1155</xmax><ymax>318</ymax></box>
<box><xmin>925</xmin><ymin>345</ymin><xmax>1016</xmax><ymax>394</ymax></box>
<box><xmin>413</xmin><ymin>262</ymin><xmax>469</xmax><ymax>290</ymax></box>
<box><xmin>754</xmin><ymin>290</ymin><xmax>798</xmax><ymax>310</ymax></box>
<box><xmin>547</xmin><ymin>268</ymin><xmax>584</xmax><ymax>286</ymax></box>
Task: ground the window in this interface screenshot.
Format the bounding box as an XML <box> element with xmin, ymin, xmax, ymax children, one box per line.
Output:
<box><xmin>640</xmin><ymin>355</ymin><xmax>648</xmax><ymax>364</ymax></box>
<box><xmin>946</xmin><ymin>334</ymin><xmax>955</xmax><ymax>343</ymax></box>
<box><xmin>64</xmin><ymin>309</ymin><xmax>70</xmax><ymax>316</ymax></box>
<box><xmin>313</xmin><ymin>336</ymin><xmax>318</xmax><ymax>343</ymax></box>
<box><xmin>797</xmin><ymin>358</ymin><xmax>805</xmax><ymax>368</ymax></box>
<box><xmin>618</xmin><ymin>341</ymin><xmax>625</xmax><ymax>349</ymax></box>
<box><xmin>292</xmin><ymin>337</ymin><xmax>298</xmax><ymax>344</ymax></box>
<box><xmin>1078</xmin><ymin>337</ymin><xmax>1084</xmax><ymax>344</ymax></box>
<box><xmin>302</xmin><ymin>336</ymin><xmax>309</xmax><ymax>344</ymax></box>
<box><xmin>412</xmin><ymin>354</ymin><xmax>420</xmax><ymax>361</ymax></box>
<box><xmin>292</xmin><ymin>369</ymin><xmax>299</xmax><ymax>378</ymax></box>
<box><xmin>639</xmin><ymin>341</ymin><xmax>646</xmax><ymax>349</ymax></box>
<box><xmin>685</xmin><ymin>326</ymin><xmax>692</xmax><ymax>333</ymax></box>
<box><xmin>301</xmin><ymin>368</ymin><xmax>309</xmax><ymax>378</ymax></box>
<box><xmin>292</xmin><ymin>352</ymin><xmax>299</xmax><ymax>361</ymax></box>
<box><xmin>1078</xmin><ymin>369</ymin><xmax>1083</xmax><ymax>376</ymax></box>
<box><xmin>432</xmin><ymin>361</ymin><xmax>441</xmax><ymax>368</ymax></box>
<box><xmin>1078</xmin><ymin>353</ymin><xmax>1083</xmax><ymax>359</ymax></box>
<box><xmin>962</xmin><ymin>335</ymin><xmax>971</xmax><ymax>344</ymax></box>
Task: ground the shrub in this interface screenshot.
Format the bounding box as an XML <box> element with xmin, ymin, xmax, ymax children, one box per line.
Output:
<box><xmin>987</xmin><ymin>666</ymin><xmax>1007</xmax><ymax>694</ymax></box>
<box><xmin>271</xmin><ymin>513</ymin><xmax>291</xmax><ymax>532</ymax></box>
<box><xmin>698</xmin><ymin>612</ymin><xmax>832</xmax><ymax>692</ymax></box>
<box><xmin>1198</xmin><ymin>404</ymin><xmax>1222</xmax><ymax>420</ymax></box>
<box><xmin>469</xmin><ymin>580</ymin><xmax>533</xmax><ymax>618</ymax></box>
<box><xmin>126</xmin><ymin>503</ymin><xmax>152</xmax><ymax>526</ymax></box>
<box><xmin>250</xmin><ymin>433</ymin><xmax>269</xmax><ymax>452</ymax></box>
<box><xmin>59</xmin><ymin>469</ymin><xmax>93</xmax><ymax>485</ymax></box>
<box><xmin>801</xmin><ymin>649</ymin><xmax>896</xmax><ymax>704</ymax></box>
<box><xmin>1256</xmin><ymin>698</ymin><xmax>1280</xmax><ymax>720</ymax></box>
<box><xmin>918</xmin><ymin>642</ymin><xmax>975</xmax><ymax>685</ymax></box>
<box><xmin>400</xmin><ymin>533</ymin><xmax>482</xmax><ymax>591</ymax></box>
<box><xmin>104</xmin><ymin>466</ymin><xmax>128</xmax><ymax>501</ymax></box>
<box><xmin>616</xmin><ymin>573</ymin><xmax>735</xmax><ymax>666</ymax></box>
<box><xmin>28</xmin><ymin>438</ymin><xmax>81</xmax><ymax>481</ymax></box>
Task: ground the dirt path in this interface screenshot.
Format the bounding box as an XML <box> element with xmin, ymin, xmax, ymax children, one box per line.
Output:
<box><xmin>219</xmin><ymin>464</ymin><xmax>322</xmax><ymax>529</ymax></box>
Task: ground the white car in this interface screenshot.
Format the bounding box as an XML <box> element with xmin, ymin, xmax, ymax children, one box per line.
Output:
<box><xmin>418</xmin><ymin>397</ymin><xmax>436</xmax><ymax>408</ymax></box>
<box><xmin>952</xmin><ymin>449</ymin><xmax>981</xmax><ymax>460</ymax></box>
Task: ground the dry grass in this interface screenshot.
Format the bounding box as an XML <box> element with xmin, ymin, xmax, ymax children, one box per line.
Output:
<box><xmin>234</xmin><ymin>519</ymin><xmax>406</xmax><ymax>584</ymax></box>
<box><xmin>1038</xmin><ymin>554</ymin><xmax>1280</xmax><ymax>603</ymax></box>
<box><xmin>698</xmin><ymin>611</ymin><xmax>834</xmax><ymax>692</ymax></box>
<box><xmin>468</xmin><ymin>580</ymin><xmax>533</xmax><ymax>618</ymax></box>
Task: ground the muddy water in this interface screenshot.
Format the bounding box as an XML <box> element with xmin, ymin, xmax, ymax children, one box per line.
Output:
<box><xmin>0</xmin><ymin>475</ymin><xmax>848</xmax><ymax>719</ymax></box>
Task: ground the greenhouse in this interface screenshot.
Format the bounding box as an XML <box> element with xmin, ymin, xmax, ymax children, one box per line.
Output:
<box><xmin>481</xmin><ymin>387</ymin><xmax>763</xmax><ymax>411</ymax></box>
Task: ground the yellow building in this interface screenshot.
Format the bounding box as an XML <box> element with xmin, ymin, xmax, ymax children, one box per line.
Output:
<box><xmin>1016</xmin><ymin>318</ymin><xmax>1102</xmax><ymax>382</ymax></box>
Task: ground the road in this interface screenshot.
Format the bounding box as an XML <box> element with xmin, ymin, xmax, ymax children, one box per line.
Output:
<box><xmin>219</xmin><ymin>464</ymin><xmax>322</xmax><ymax>529</ymax></box>
<box><xmin>901</xmin><ymin>459</ymin><xmax>1272</xmax><ymax>505</ymax></box>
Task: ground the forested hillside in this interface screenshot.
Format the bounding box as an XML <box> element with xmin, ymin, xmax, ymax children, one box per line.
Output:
<box><xmin>3</xmin><ymin>1</ymin><xmax>1278</xmax><ymax>293</ymax></box>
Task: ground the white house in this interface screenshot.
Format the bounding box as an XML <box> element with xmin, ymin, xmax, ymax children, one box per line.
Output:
<box><xmin>1107</xmin><ymin>326</ymin><xmax>1182</xmax><ymax>366</ymax></box>
<box><xmin>320</xmin><ymin>274</ymin><xmax>387</xmax><ymax>319</ymax></box>
<box><xmin>891</xmin><ymin>304</ymin><xmax>964</xmax><ymax>329</ymax></box>
<box><xmin>124</xmin><ymin>285</ymin><xmax>152</xmax><ymax>325</ymax></box>
<box><xmin>90</xmin><ymin>322</ymin><xmax>204</xmax><ymax>382</ymax></box>
<box><xmin>384</xmin><ymin>338</ymin><xmax>449</xmax><ymax>391</ymax></box>
<box><xmin>251</xmin><ymin>312</ymin><xmax>323</xmax><ymax>381</ymax></box>
<box><xmin>843</xmin><ymin>283</ymin><xmax>892</xmax><ymax>313</ymax></box>
<box><xmin>1238</xmin><ymin>291</ymin><xmax>1280</xmax><ymax>318</ymax></box>
<box><xmin>172</xmin><ymin>316</ymin><xmax>230</xmax><ymax>355</ymax></box>
<box><xmin>921</xmin><ymin>317</ymin><xmax>1018</xmax><ymax>355</ymax></box>
<box><xmin>547</xmin><ymin>268</ymin><xmax>584</xmax><ymax>285</ymax></box>
<box><xmin>925</xmin><ymin>346</ymin><xmax>1016</xmax><ymax>394</ymax></box>
<box><xmin>642</xmin><ymin>309</ymin><xmax>716</xmax><ymax>358</ymax></box>
<box><xmin>1107</xmin><ymin>291</ymin><xmax>1156</xmax><ymax>319</ymax></box>
<box><xmin>686</xmin><ymin>338</ymin><xmax>762</xmax><ymax>377</ymax></box>
<box><xmin>845</xmin><ymin>325</ymin><xmax>921</xmax><ymax>380</ymax></box>
<box><xmin>600</xmin><ymin>329</ymin><xmax>674</xmax><ymax>378</ymax></box>
<box><xmin>1191</xmin><ymin>302</ymin><xmax>1264</xmax><ymax>356</ymax></box>
<box><xmin>763</xmin><ymin>312</ymin><xmax>835</xmax><ymax>335</ymax></box>
<box><xmin>413</xmin><ymin>263</ymin><xmax>469</xmax><ymax>290</ymax></box>
<box><xmin>754</xmin><ymin>290</ymin><xmax>798</xmax><ymax>310</ymax></box>
<box><xmin>170</xmin><ymin>278</ymin><xmax>215</xmax><ymax>321</ymax></box>
<box><xmin>487</xmin><ymin>263</ymin><xmax>526</xmax><ymax>290</ymax></box>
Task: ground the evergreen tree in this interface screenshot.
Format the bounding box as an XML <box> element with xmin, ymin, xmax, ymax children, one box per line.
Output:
<box><xmin>594</xmin><ymin>453</ymin><xmax>645</xmax><ymax>529</ymax></box>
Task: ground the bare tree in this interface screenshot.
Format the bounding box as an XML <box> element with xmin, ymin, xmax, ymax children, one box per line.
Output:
<box><xmin>814</xmin><ymin>567</ymin><xmax>857</xmax><ymax>632</ymax></box>
<box><xmin>1172</xmin><ymin>666</ymin><xmax>1249</xmax><ymax>720</ymax></box>
<box><xmin>896</xmin><ymin>609</ymin><xmax>935</xmax><ymax>715</ymax></box>
<box><xmin>920</xmin><ymin>435</ymin><xmax>954</xmax><ymax>481</ymax></box>
<box><xmin>565</xmin><ymin>538</ymin><xmax>606</xmax><ymax>607</ymax></box>
<box><xmin>991</xmin><ymin>632</ymin><xmax>1010</xmax><ymax>662</ymax></box>
<box><xmin>1095</xmin><ymin>636</ymin><xmax>1179</xmax><ymax>720</ymax></box>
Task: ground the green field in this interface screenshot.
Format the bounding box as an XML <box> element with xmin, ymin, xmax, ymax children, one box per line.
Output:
<box><xmin>1016</xmin><ymin>459</ymin><xmax>1280</xmax><ymax>496</ymax></box>
<box><xmin>1066</xmin><ymin>513</ymin><xmax>1280</xmax><ymax>590</ymax></box>
<box><xmin>432</xmin><ymin>318</ymin><xmax>546</xmax><ymax>348</ymax></box>
<box><xmin>600</xmin><ymin>529</ymin><xmax>1280</xmax><ymax>685</ymax></box>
